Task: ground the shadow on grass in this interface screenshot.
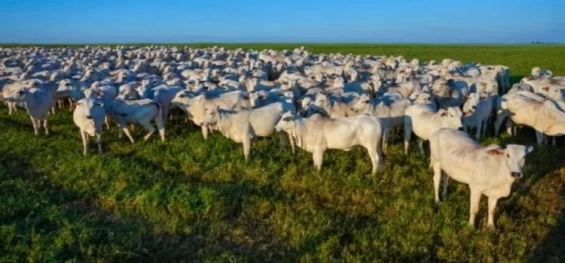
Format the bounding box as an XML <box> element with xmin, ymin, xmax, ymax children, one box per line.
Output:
<box><xmin>528</xmin><ymin>195</ymin><xmax>565</xmax><ymax>262</ymax></box>
<box><xmin>106</xmin><ymin>151</ymin><xmax>388</xmax><ymax>260</ymax></box>
<box><xmin>0</xmin><ymin>151</ymin><xmax>298</xmax><ymax>262</ymax></box>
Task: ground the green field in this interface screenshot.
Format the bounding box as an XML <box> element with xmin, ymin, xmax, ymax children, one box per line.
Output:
<box><xmin>1</xmin><ymin>44</ymin><xmax>565</xmax><ymax>262</ymax></box>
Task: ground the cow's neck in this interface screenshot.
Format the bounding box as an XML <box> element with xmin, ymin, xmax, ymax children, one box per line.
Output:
<box><xmin>292</xmin><ymin>118</ymin><xmax>308</xmax><ymax>149</ymax></box>
<box><xmin>217</xmin><ymin>111</ymin><xmax>231</xmax><ymax>135</ymax></box>
<box><xmin>483</xmin><ymin>157</ymin><xmax>516</xmax><ymax>185</ymax></box>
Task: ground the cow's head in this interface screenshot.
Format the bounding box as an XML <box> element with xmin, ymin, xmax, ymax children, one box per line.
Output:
<box><xmin>486</xmin><ymin>145</ymin><xmax>534</xmax><ymax>179</ymax></box>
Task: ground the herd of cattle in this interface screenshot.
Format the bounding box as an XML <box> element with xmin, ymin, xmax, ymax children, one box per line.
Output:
<box><xmin>1</xmin><ymin>45</ymin><xmax>564</xmax><ymax>229</ymax></box>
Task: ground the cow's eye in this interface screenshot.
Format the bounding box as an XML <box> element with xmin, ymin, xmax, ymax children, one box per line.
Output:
<box><xmin>507</xmin><ymin>154</ymin><xmax>510</xmax><ymax>158</ymax></box>
<box><xmin>282</xmin><ymin>116</ymin><xmax>292</xmax><ymax>121</ymax></box>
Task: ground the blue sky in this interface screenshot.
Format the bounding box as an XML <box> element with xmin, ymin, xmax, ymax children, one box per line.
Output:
<box><xmin>0</xmin><ymin>0</ymin><xmax>563</xmax><ymax>43</ymax></box>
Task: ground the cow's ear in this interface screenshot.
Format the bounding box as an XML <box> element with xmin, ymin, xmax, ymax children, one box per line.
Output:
<box><xmin>487</xmin><ymin>148</ymin><xmax>504</xmax><ymax>156</ymax></box>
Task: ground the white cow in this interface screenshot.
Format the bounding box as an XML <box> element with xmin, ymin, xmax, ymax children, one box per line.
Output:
<box><xmin>7</xmin><ymin>85</ymin><xmax>57</xmax><ymax>135</ymax></box>
<box><xmin>1</xmin><ymin>79</ymin><xmax>37</xmax><ymax>115</ymax></box>
<box><xmin>117</xmin><ymin>82</ymin><xmax>141</xmax><ymax>100</ymax></box>
<box><xmin>104</xmin><ymin>98</ymin><xmax>165</xmax><ymax>143</ymax></box>
<box><xmin>500</xmin><ymin>91</ymin><xmax>565</xmax><ymax>145</ymax></box>
<box><xmin>314</xmin><ymin>93</ymin><xmax>356</xmax><ymax>118</ymax></box>
<box><xmin>275</xmin><ymin>112</ymin><xmax>384</xmax><ymax>175</ymax></box>
<box><xmin>403</xmin><ymin>104</ymin><xmax>463</xmax><ymax>154</ymax></box>
<box><xmin>351</xmin><ymin>94</ymin><xmax>411</xmax><ymax>152</ymax></box>
<box><xmin>145</xmin><ymin>84</ymin><xmax>184</xmax><ymax>120</ymax></box>
<box><xmin>462</xmin><ymin>93</ymin><xmax>495</xmax><ymax>140</ymax></box>
<box><xmin>430</xmin><ymin>128</ymin><xmax>533</xmax><ymax>229</ymax></box>
<box><xmin>56</xmin><ymin>79</ymin><xmax>86</xmax><ymax>110</ymax></box>
<box><xmin>171</xmin><ymin>90</ymin><xmax>251</xmax><ymax>139</ymax></box>
<box><xmin>202</xmin><ymin>101</ymin><xmax>297</xmax><ymax>159</ymax></box>
<box><xmin>73</xmin><ymin>97</ymin><xmax>106</xmax><ymax>155</ymax></box>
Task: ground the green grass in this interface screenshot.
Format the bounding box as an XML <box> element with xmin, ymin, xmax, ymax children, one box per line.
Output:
<box><xmin>1</xmin><ymin>44</ymin><xmax>565</xmax><ymax>262</ymax></box>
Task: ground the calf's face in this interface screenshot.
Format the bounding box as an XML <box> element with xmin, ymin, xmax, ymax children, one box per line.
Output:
<box><xmin>77</xmin><ymin>97</ymin><xmax>105</xmax><ymax>131</ymax></box>
<box><xmin>202</xmin><ymin>106</ymin><xmax>220</xmax><ymax>126</ymax></box>
<box><xmin>350</xmin><ymin>95</ymin><xmax>371</xmax><ymax>113</ymax></box>
<box><xmin>275</xmin><ymin>112</ymin><xmax>296</xmax><ymax>132</ymax></box>
<box><xmin>441</xmin><ymin>107</ymin><xmax>463</xmax><ymax>130</ymax></box>
<box><xmin>462</xmin><ymin>93</ymin><xmax>480</xmax><ymax>116</ymax></box>
<box><xmin>505</xmin><ymin>145</ymin><xmax>534</xmax><ymax>178</ymax></box>
<box><xmin>411</xmin><ymin>92</ymin><xmax>432</xmax><ymax>105</ymax></box>
<box><xmin>488</xmin><ymin>145</ymin><xmax>534</xmax><ymax>178</ymax></box>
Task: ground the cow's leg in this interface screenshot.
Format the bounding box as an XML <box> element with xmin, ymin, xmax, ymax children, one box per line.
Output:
<box><xmin>155</xmin><ymin>115</ymin><xmax>166</xmax><ymax>143</ymax></box>
<box><xmin>68</xmin><ymin>98</ymin><xmax>73</xmax><ymax>111</ymax></box>
<box><xmin>313</xmin><ymin>149</ymin><xmax>324</xmax><ymax>172</ymax></box>
<box><xmin>149</xmin><ymin>105</ymin><xmax>166</xmax><ymax>143</ymax></box>
<box><xmin>543</xmin><ymin>135</ymin><xmax>548</xmax><ymax>145</ymax></box>
<box><xmin>287</xmin><ymin>133</ymin><xmax>296</xmax><ymax>154</ymax></box>
<box><xmin>442</xmin><ymin>174</ymin><xmax>449</xmax><ymax>201</ymax></box>
<box><xmin>58</xmin><ymin>99</ymin><xmax>63</xmax><ymax>109</ymax></box>
<box><xmin>552</xmin><ymin>136</ymin><xmax>557</xmax><ymax>146</ymax></box>
<box><xmin>30</xmin><ymin>116</ymin><xmax>39</xmax><ymax>136</ymax></box>
<box><xmin>382</xmin><ymin>127</ymin><xmax>389</xmax><ymax>154</ymax></box>
<box><xmin>487</xmin><ymin>196</ymin><xmax>499</xmax><ymax>230</ymax></box>
<box><xmin>242</xmin><ymin>137</ymin><xmax>251</xmax><ymax>161</ymax></box>
<box><xmin>139</xmin><ymin>120</ymin><xmax>156</xmax><ymax>141</ymax></box>
<box><xmin>432</xmin><ymin>159</ymin><xmax>442</xmax><ymax>205</ymax></box>
<box><xmin>366</xmin><ymin>146</ymin><xmax>380</xmax><ymax>175</ymax></box>
<box><xmin>105</xmin><ymin>116</ymin><xmax>111</xmax><ymax>130</ymax></box>
<box><xmin>201</xmin><ymin>125</ymin><xmax>209</xmax><ymax>140</ymax></box>
<box><xmin>80</xmin><ymin>130</ymin><xmax>88</xmax><ymax>156</ymax></box>
<box><xmin>43</xmin><ymin>119</ymin><xmax>49</xmax><ymax>135</ymax></box>
<box><xmin>418</xmin><ymin>138</ymin><xmax>425</xmax><ymax>155</ymax></box>
<box><xmin>122</xmin><ymin>126</ymin><xmax>135</xmax><ymax>143</ymax></box>
<box><xmin>403</xmin><ymin>119</ymin><xmax>411</xmax><ymax>155</ymax></box>
<box><xmin>96</xmin><ymin>133</ymin><xmax>103</xmax><ymax>153</ymax></box>
<box><xmin>535</xmin><ymin>131</ymin><xmax>544</xmax><ymax>146</ymax></box>
<box><xmin>469</xmin><ymin>188</ymin><xmax>482</xmax><ymax>228</ymax></box>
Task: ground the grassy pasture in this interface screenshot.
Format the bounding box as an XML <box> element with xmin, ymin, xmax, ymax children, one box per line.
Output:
<box><xmin>0</xmin><ymin>44</ymin><xmax>565</xmax><ymax>262</ymax></box>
